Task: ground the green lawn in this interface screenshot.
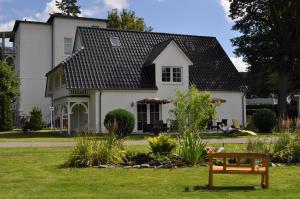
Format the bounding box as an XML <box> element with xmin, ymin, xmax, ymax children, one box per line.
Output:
<box><xmin>0</xmin><ymin>146</ymin><xmax>300</xmax><ymax>199</ymax></box>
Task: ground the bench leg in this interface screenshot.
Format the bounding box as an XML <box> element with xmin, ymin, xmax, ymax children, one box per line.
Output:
<box><xmin>261</xmin><ymin>174</ymin><xmax>269</xmax><ymax>189</ymax></box>
<box><xmin>265</xmin><ymin>173</ymin><xmax>269</xmax><ymax>189</ymax></box>
<box><xmin>208</xmin><ymin>172</ymin><xmax>213</xmax><ymax>188</ymax></box>
<box><xmin>261</xmin><ymin>174</ymin><xmax>265</xmax><ymax>188</ymax></box>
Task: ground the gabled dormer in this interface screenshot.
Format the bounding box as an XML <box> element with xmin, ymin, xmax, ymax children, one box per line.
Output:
<box><xmin>144</xmin><ymin>39</ymin><xmax>193</xmax><ymax>96</ymax></box>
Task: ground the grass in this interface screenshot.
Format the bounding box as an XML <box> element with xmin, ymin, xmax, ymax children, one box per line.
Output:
<box><xmin>0</xmin><ymin>146</ymin><xmax>300</xmax><ymax>198</ymax></box>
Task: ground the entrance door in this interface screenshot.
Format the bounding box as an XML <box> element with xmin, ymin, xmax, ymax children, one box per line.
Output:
<box><xmin>137</xmin><ymin>103</ymin><xmax>147</xmax><ymax>131</ymax></box>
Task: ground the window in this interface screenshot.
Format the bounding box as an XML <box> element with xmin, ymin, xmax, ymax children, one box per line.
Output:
<box><xmin>150</xmin><ymin>104</ymin><xmax>160</xmax><ymax>124</ymax></box>
<box><xmin>137</xmin><ymin>104</ymin><xmax>147</xmax><ymax>131</ymax></box>
<box><xmin>173</xmin><ymin>68</ymin><xmax>182</xmax><ymax>82</ymax></box>
<box><xmin>162</xmin><ymin>67</ymin><xmax>182</xmax><ymax>83</ymax></box>
<box><xmin>110</xmin><ymin>37</ymin><xmax>121</xmax><ymax>47</ymax></box>
<box><xmin>64</xmin><ymin>37</ymin><xmax>73</xmax><ymax>55</ymax></box>
<box><xmin>186</xmin><ymin>41</ymin><xmax>196</xmax><ymax>51</ymax></box>
<box><xmin>162</xmin><ymin>67</ymin><xmax>171</xmax><ymax>82</ymax></box>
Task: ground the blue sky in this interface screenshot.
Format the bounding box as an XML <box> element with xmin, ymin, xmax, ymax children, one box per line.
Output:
<box><xmin>0</xmin><ymin>0</ymin><xmax>247</xmax><ymax>71</ymax></box>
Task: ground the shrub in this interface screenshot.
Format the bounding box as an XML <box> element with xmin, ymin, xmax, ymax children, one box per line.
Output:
<box><xmin>178</xmin><ymin>130</ymin><xmax>207</xmax><ymax>166</ymax></box>
<box><xmin>273</xmin><ymin>132</ymin><xmax>292</xmax><ymax>154</ymax></box>
<box><xmin>28</xmin><ymin>107</ymin><xmax>44</xmax><ymax>131</ymax></box>
<box><xmin>146</xmin><ymin>134</ymin><xmax>176</xmax><ymax>155</ymax></box>
<box><xmin>0</xmin><ymin>95</ymin><xmax>13</xmax><ymax>131</ymax></box>
<box><xmin>170</xmin><ymin>85</ymin><xmax>218</xmax><ymax>135</ymax></box>
<box><xmin>247</xmin><ymin>138</ymin><xmax>271</xmax><ymax>154</ymax></box>
<box><xmin>272</xmin><ymin>134</ymin><xmax>300</xmax><ymax>163</ymax></box>
<box><xmin>65</xmin><ymin>134</ymin><xmax>125</xmax><ymax>167</ymax></box>
<box><xmin>252</xmin><ymin>109</ymin><xmax>277</xmax><ymax>133</ymax></box>
<box><xmin>104</xmin><ymin>109</ymin><xmax>135</xmax><ymax>138</ymax></box>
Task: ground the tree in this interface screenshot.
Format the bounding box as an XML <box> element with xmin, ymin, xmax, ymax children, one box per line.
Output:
<box><xmin>170</xmin><ymin>85</ymin><xmax>218</xmax><ymax>134</ymax></box>
<box><xmin>28</xmin><ymin>107</ymin><xmax>44</xmax><ymax>131</ymax></box>
<box><xmin>229</xmin><ymin>0</ymin><xmax>300</xmax><ymax>116</ymax></box>
<box><xmin>55</xmin><ymin>0</ymin><xmax>81</xmax><ymax>17</ymax></box>
<box><xmin>0</xmin><ymin>95</ymin><xmax>13</xmax><ymax>131</ymax></box>
<box><xmin>0</xmin><ymin>61</ymin><xmax>19</xmax><ymax>131</ymax></box>
<box><xmin>107</xmin><ymin>9</ymin><xmax>153</xmax><ymax>32</ymax></box>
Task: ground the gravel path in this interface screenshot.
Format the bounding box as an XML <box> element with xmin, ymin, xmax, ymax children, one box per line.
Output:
<box><xmin>0</xmin><ymin>137</ymin><xmax>275</xmax><ymax>148</ymax></box>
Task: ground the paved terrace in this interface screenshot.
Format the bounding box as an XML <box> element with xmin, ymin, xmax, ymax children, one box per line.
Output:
<box><xmin>0</xmin><ymin>137</ymin><xmax>275</xmax><ymax>148</ymax></box>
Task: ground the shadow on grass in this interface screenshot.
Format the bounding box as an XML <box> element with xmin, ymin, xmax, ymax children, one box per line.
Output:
<box><xmin>0</xmin><ymin>130</ymin><xmax>70</xmax><ymax>139</ymax></box>
<box><xmin>184</xmin><ymin>185</ymin><xmax>256</xmax><ymax>192</ymax></box>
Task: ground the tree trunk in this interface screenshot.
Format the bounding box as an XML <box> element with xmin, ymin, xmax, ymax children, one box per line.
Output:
<box><xmin>277</xmin><ymin>71</ymin><xmax>289</xmax><ymax>117</ymax></box>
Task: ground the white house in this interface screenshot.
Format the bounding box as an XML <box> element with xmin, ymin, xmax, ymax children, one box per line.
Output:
<box><xmin>7</xmin><ymin>14</ymin><xmax>107</xmax><ymax>125</ymax></box>
<box><xmin>45</xmin><ymin>27</ymin><xmax>246</xmax><ymax>134</ymax></box>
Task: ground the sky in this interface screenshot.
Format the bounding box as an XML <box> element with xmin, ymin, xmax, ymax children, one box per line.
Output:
<box><xmin>0</xmin><ymin>0</ymin><xmax>248</xmax><ymax>71</ymax></box>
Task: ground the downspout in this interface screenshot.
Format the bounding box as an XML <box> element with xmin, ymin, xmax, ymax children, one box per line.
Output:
<box><xmin>242</xmin><ymin>92</ymin><xmax>246</xmax><ymax>128</ymax></box>
<box><xmin>99</xmin><ymin>91</ymin><xmax>102</xmax><ymax>133</ymax></box>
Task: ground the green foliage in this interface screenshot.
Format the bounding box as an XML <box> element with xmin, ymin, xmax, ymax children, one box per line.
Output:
<box><xmin>246</xmin><ymin>138</ymin><xmax>271</xmax><ymax>154</ymax></box>
<box><xmin>107</xmin><ymin>9</ymin><xmax>153</xmax><ymax>32</ymax></box>
<box><xmin>272</xmin><ymin>133</ymin><xmax>300</xmax><ymax>163</ymax></box>
<box><xmin>178</xmin><ymin>130</ymin><xmax>207</xmax><ymax>166</ymax></box>
<box><xmin>0</xmin><ymin>61</ymin><xmax>20</xmax><ymax>99</ymax></box>
<box><xmin>273</xmin><ymin>132</ymin><xmax>292</xmax><ymax>154</ymax></box>
<box><xmin>104</xmin><ymin>109</ymin><xmax>135</xmax><ymax>138</ymax></box>
<box><xmin>252</xmin><ymin>109</ymin><xmax>277</xmax><ymax>133</ymax></box>
<box><xmin>28</xmin><ymin>107</ymin><xmax>44</xmax><ymax>131</ymax></box>
<box><xmin>229</xmin><ymin>0</ymin><xmax>300</xmax><ymax>115</ymax></box>
<box><xmin>55</xmin><ymin>0</ymin><xmax>81</xmax><ymax>16</ymax></box>
<box><xmin>170</xmin><ymin>85</ymin><xmax>217</xmax><ymax>134</ymax></box>
<box><xmin>146</xmin><ymin>134</ymin><xmax>176</xmax><ymax>155</ymax></box>
<box><xmin>0</xmin><ymin>95</ymin><xmax>13</xmax><ymax>131</ymax></box>
<box><xmin>65</xmin><ymin>134</ymin><xmax>125</xmax><ymax>167</ymax></box>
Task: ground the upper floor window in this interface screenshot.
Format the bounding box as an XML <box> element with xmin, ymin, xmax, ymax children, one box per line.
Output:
<box><xmin>64</xmin><ymin>37</ymin><xmax>73</xmax><ymax>55</ymax></box>
<box><xmin>162</xmin><ymin>67</ymin><xmax>182</xmax><ymax>83</ymax></box>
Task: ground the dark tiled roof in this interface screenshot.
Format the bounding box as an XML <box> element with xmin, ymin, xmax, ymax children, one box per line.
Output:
<box><xmin>61</xmin><ymin>27</ymin><xmax>242</xmax><ymax>91</ymax></box>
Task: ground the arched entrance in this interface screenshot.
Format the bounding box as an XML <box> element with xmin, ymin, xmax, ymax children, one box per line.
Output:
<box><xmin>70</xmin><ymin>103</ymin><xmax>88</xmax><ymax>132</ymax></box>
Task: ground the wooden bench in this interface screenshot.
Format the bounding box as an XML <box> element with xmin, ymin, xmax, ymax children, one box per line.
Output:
<box><xmin>208</xmin><ymin>153</ymin><xmax>269</xmax><ymax>189</ymax></box>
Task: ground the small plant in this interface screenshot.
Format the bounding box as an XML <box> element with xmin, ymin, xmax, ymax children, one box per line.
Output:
<box><xmin>146</xmin><ymin>134</ymin><xmax>176</xmax><ymax>155</ymax></box>
<box><xmin>28</xmin><ymin>107</ymin><xmax>44</xmax><ymax>131</ymax></box>
<box><xmin>178</xmin><ymin>130</ymin><xmax>207</xmax><ymax>166</ymax></box>
<box><xmin>104</xmin><ymin>109</ymin><xmax>135</xmax><ymax>138</ymax></box>
<box><xmin>247</xmin><ymin>138</ymin><xmax>271</xmax><ymax>154</ymax></box>
<box><xmin>64</xmin><ymin>133</ymin><xmax>125</xmax><ymax>167</ymax></box>
<box><xmin>252</xmin><ymin>109</ymin><xmax>277</xmax><ymax>133</ymax></box>
<box><xmin>273</xmin><ymin>132</ymin><xmax>292</xmax><ymax>154</ymax></box>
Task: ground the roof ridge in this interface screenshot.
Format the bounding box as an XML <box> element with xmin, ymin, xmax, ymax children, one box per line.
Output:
<box><xmin>77</xmin><ymin>26</ymin><xmax>217</xmax><ymax>39</ymax></box>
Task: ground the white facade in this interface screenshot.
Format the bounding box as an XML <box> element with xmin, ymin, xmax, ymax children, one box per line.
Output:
<box><xmin>13</xmin><ymin>16</ymin><xmax>106</xmax><ymax>125</ymax></box>
<box><xmin>48</xmin><ymin>40</ymin><xmax>246</xmax><ymax>134</ymax></box>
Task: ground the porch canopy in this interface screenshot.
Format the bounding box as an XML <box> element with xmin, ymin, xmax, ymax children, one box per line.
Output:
<box><xmin>138</xmin><ymin>98</ymin><xmax>171</xmax><ymax>104</ymax></box>
<box><xmin>211</xmin><ymin>98</ymin><xmax>226</xmax><ymax>104</ymax></box>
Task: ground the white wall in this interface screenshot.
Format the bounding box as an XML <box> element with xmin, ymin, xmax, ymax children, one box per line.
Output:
<box><xmin>52</xmin><ymin>18</ymin><xmax>106</xmax><ymax>66</ymax></box>
<box><xmin>211</xmin><ymin>91</ymin><xmax>246</xmax><ymax>126</ymax></box>
<box><xmin>100</xmin><ymin>90</ymin><xmax>157</xmax><ymax>132</ymax></box>
<box><xmin>17</xmin><ymin>23</ymin><xmax>52</xmax><ymax>122</ymax></box>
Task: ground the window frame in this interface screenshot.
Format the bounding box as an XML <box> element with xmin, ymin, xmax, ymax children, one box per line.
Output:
<box><xmin>161</xmin><ymin>66</ymin><xmax>183</xmax><ymax>84</ymax></box>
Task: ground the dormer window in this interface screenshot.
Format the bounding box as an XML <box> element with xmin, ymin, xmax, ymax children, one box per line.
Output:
<box><xmin>110</xmin><ymin>37</ymin><xmax>121</xmax><ymax>47</ymax></box>
<box><xmin>162</xmin><ymin>66</ymin><xmax>182</xmax><ymax>83</ymax></box>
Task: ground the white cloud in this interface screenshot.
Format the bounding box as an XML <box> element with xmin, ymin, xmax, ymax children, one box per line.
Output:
<box><xmin>103</xmin><ymin>0</ymin><xmax>129</xmax><ymax>10</ymax></box>
<box><xmin>230</xmin><ymin>57</ymin><xmax>248</xmax><ymax>72</ymax></box>
<box><xmin>0</xmin><ymin>0</ymin><xmax>60</xmax><ymax>31</ymax></box>
<box><xmin>218</xmin><ymin>0</ymin><xmax>231</xmax><ymax>22</ymax></box>
<box><xmin>34</xmin><ymin>0</ymin><xmax>60</xmax><ymax>22</ymax></box>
